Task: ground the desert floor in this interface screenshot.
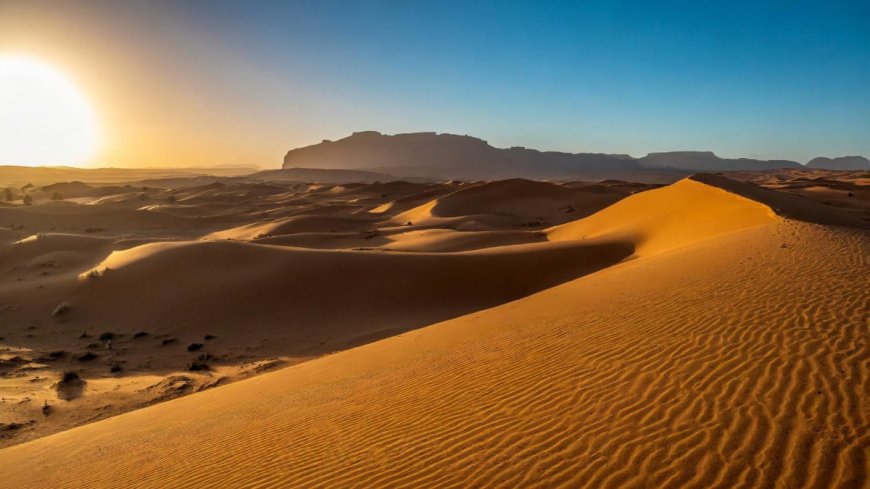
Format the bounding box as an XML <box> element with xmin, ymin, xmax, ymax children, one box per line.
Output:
<box><xmin>0</xmin><ymin>168</ymin><xmax>867</xmax><ymax>488</ymax></box>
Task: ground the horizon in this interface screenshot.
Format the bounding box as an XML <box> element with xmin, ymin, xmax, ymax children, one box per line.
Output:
<box><xmin>2</xmin><ymin>127</ymin><xmax>868</xmax><ymax>171</ymax></box>
<box><xmin>1</xmin><ymin>1</ymin><xmax>868</xmax><ymax>168</ymax></box>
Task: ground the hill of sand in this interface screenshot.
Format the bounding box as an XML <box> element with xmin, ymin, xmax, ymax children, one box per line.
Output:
<box><xmin>1</xmin><ymin>174</ymin><xmax>655</xmax><ymax>446</ymax></box>
<box><xmin>1</xmin><ymin>177</ymin><xmax>866</xmax><ymax>488</ymax></box>
<box><xmin>60</xmin><ymin>238</ymin><xmax>631</xmax><ymax>356</ymax></box>
<box><xmin>394</xmin><ymin>178</ymin><xmax>629</xmax><ymax>229</ymax></box>
<box><xmin>547</xmin><ymin>177</ymin><xmax>776</xmax><ymax>255</ymax></box>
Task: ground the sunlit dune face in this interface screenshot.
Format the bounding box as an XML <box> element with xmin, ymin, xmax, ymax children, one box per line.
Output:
<box><xmin>0</xmin><ymin>56</ymin><xmax>100</xmax><ymax>166</ymax></box>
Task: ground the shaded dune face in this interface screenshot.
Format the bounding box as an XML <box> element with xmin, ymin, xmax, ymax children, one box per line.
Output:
<box><xmin>1</xmin><ymin>181</ymin><xmax>867</xmax><ymax>488</ymax></box>
<box><xmin>68</xmin><ymin>238</ymin><xmax>633</xmax><ymax>356</ymax></box>
<box><xmin>393</xmin><ymin>178</ymin><xmax>627</xmax><ymax>229</ymax></box>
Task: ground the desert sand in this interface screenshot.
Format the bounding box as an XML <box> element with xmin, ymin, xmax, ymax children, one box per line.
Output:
<box><xmin>0</xmin><ymin>168</ymin><xmax>867</xmax><ymax>488</ymax></box>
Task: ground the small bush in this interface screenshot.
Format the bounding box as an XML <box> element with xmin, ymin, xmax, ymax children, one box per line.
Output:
<box><xmin>204</xmin><ymin>334</ymin><xmax>216</xmax><ymax>341</ymax></box>
<box><xmin>160</xmin><ymin>338</ymin><xmax>177</xmax><ymax>346</ymax></box>
<box><xmin>56</xmin><ymin>371</ymin><xmax>86</xmax><ymax>401</ymax></box>
<box><xmin>52</xmin><ymin>303</ymin><xmax>71</xmax><ymax>317</ymax></box>
<box><xmin>98</xmin><ymin>332</ymin><xmax>115</xmax><ymax>342</ymax></box>
<box><xmin>187</xmin><ymin>343</ymin><xmax>204</xmax><ymax>352</ymax></box>
<box><xmin>36</xmin><ymin>350</ymin><xmax>67</xmax><ymax>362</ymax></box>
<box><xmin>187</xmin><ymin>360</ymin><xmax>211</xmax><ymax>372</ymax></box>
<box><xmin>76</xmin><ymin>352</ymin><xmax>98</xmax><ymax>362</ymax></box>
<box><xmin>133</xmin><ymin>331</ymin><xmax>149</xmax><ymax>339</ymax></box>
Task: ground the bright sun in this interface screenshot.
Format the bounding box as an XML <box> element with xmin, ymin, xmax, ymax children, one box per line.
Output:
<box><xmin>0</xmin><ymin>56</ymin><xmax>100</xmax><ymax>166</ymax></box>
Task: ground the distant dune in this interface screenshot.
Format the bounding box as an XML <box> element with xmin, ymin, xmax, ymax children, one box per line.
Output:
<box><xmin>0</xmin><ymin>165</ymin><xmax>258</xmax><ymax>187</ymax></box>
<box><xmin>250</xmin><ymin>167</ymin><xmax>404</xmax><ymax>183</ymax></box>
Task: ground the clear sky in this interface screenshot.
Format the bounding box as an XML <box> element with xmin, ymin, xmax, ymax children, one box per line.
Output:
<box><xmin>0</xmin><ymin>0</ymin><xmax>868</xmax><ymax>167</ymax></box>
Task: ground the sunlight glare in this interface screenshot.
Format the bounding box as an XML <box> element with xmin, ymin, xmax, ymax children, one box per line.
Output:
<box><xmin>0</xmin><ymin>55</ymin><xmax>100</xmax><ymax>166</ymax></box>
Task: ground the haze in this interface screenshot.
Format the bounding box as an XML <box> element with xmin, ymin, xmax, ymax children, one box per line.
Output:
<box><xmin>0</xmin><ymin>0</ymin><xmax>868</xmax><ymax>167</ymax></box>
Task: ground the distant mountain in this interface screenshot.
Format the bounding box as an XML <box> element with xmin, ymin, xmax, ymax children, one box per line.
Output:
<box><xmin>284</xmin><ymin>131</ymin><xmax>864</xmax><ymax>179</ymax></box>
<box><xmin>806</xmin><ymin>156</ymin><xmax>870</xmax><ymax>170</ymax></box>
<box><xmin>639</xmin><ymin>151</ymin><xmax>802</xmax><ymax>171</ymax></box>
<box><xmin>283</xmin><ymin>131</ymin><xmax>644</xmax><ymax>180</ymax></box>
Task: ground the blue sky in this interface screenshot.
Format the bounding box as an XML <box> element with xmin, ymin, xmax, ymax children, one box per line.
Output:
<box><xmin>1</xmin><ymin>0</ymin><xmax>868</xmax><ymax>165</ymax></box>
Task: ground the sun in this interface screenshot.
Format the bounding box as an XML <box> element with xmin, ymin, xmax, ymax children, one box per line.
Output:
<box><xmin>0</xmin><ymin>55</ymin><xmax>101</xmax><ymax>167</ymax></box>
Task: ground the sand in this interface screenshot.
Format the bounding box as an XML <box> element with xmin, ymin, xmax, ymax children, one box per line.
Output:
<box><xmin>0</xmin><ymin>169</ymin><xmax>867</xmax><ymax>487</ymax></box>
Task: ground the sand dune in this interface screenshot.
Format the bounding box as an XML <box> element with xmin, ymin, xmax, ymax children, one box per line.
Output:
<box><xmin>206</xmin><ymin>214</ymin><xmax>381</xmax><ymax>240</ymax></box>
<box><xmin>395</xmin><ymin>178</ymin><xmax>628</xmax><ymax>229</ymax></box>
<box><xmin>381</xmin><ymin>228</ymin><xmax>546</xmax><ymax>252</ymax></box>
<box><xmin>548</xmin><ymin>178</ymin><xmax>776</xmax><ymax>255</ymax></box>
<box><xmin>63</xmin><ymin>238</ymin><xmax>631</xmax><ymax>355</ymax></box>
<box><xmin>2</xmin><ymin>207</ymin><xmax>865</xmax><ymax>488</ymax></box>
<box><xmin>0</xmin><ymin>172</ymin><xmax>866</xmax><ymax>488</ymax></box>
<box><xmin>0</xmin><ymin>233</ymin><xmax>114</xmax><ymax>282</ymax></box>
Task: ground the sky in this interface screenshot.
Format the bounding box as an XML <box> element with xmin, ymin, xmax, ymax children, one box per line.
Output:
<box><xmin>0</xmin><ymin>0</ymin><xmax>868</xmax><ymax>167</ymax></box>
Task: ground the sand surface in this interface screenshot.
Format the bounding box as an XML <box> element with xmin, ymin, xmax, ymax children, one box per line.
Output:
<box><xmin>0</xmin><ymin>169</ymin><xmax>867</xmax><ymax>487</ymax></box>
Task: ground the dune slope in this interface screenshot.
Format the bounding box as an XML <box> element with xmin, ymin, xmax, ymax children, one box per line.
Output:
<box><xmin>1</xmin><ymin>218</ymin><xmax>866</xmax><ymax>488</ymax></box>
<box><xmin>548</xmin><ymin>178</ymin><xmax>776</xmax><ymax>255</ymax></box>
<box><xmin>58</xmin><ymin>238</ymin><xmax>632</xmax><ymax>355</ymax></box>
<box><xmin>1</xmin><ymin>178</ymin><xmax>866</xmax><ymax>488</ymax></box>
<box><xmin>395</xmin><ymin>178</ymin><xmax>627</xmax><ymax>228</ymax></box>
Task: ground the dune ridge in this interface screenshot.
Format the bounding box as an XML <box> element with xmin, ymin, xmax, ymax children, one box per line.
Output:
<box><xmin>548</xmin><ymin>178</ymin><xmax>776</xmax><ymax>255</ymax></box>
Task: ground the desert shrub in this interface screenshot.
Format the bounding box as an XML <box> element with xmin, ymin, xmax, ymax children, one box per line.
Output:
<box><xmin>98</xmin><ymin>332</ymin><xmax>115</xmax><ymax>342</ymax></box>
<box><xmin>187</xmin><ymin>360</ymin><xmax>211</xmax><ymax>372</ymax></box>
<box><xmin>160</xmin><ymin>338</ymin><xmax>177</xmax><ymax>346</ymax></box>
<box><xmin>52</xmin><ymin>303</ymin><xmax>70</xmax><ymax>316</ymax></box>
<box><xmin>56</xmin><ymin>371</ymin><xmax>86</xmax><ymax>401</ymax></box>
<box><xmin>133</xmin><ymin>331</ymin><xmax>149</xmax><ymax>339</ymax></box>
<box><xmin>187</xmin><ymin>343</ymin><xmax>204</xmax><ymax>352</ymax></box>
<box><xmin>204</xmin><ymin>334</ymin><xmax>216</xmax><ymax>341</ymax></box>
<box><xmin>76</xmin><ymin>352</ymin><xmax>98</xmax><ymax>362</ymax></box>
<box><xmin>36</xmin><ymin>350</ymin><xmax>67</xmax><ymax>362</ymax></box>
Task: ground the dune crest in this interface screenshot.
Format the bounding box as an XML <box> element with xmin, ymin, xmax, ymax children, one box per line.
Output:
<box><xmin>548</xmin><ymin>178</ymin><xmax>777</xmax><ymax>255</ymax></box>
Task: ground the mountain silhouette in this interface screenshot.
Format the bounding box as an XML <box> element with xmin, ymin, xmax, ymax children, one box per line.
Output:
<box><xmin>806</xmin><ymin>156</ymin><xmax>870</xmax><ymax>170</ymax></box>
<box><xmin>283</xmin><ymin>131</ymin><xmax>863</xmax><ymax>179</ymax></box>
